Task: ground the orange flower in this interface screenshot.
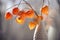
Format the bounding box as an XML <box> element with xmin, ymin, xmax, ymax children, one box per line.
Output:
<box><xmin>26</xmin><ymin>9</ymin><xmax>34</xmax><ymax>18</ymax></box>
<box><xmin>5</xmin><ymin>12</ymin><xmax>12</xmax><ymax>20</ymax></box>
<box><xmin>16</xmin><ymin>16</ymin><xmax>25</xmax><ymax>24</ymax></box>
<box><xmin>12</xmin><ymin>7</ymin><xmax>20</xmax><ymax>15</ymax></box>
<box><xmin>29</xmin><ymin>21</ymin><xmax>37</xmax><ymax>30</ymax></box>
<box><xmin>41</xmin><ymin>5</ymin><xmax>48</xmax><ymax>15</ymax></box>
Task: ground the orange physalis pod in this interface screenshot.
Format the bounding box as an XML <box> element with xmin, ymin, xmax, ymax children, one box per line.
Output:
<box><xmin>41</xmin><ymin>5</ymin><xmax>48</xmax><ymax>15</ymax></box>
<box><xmin>26</xmin><ymin>9</ymin><xmax>34</xmax><ymax>18</ymax></box>
<box><xmin>28</xmin><ymin>22</ymin><xmax>37</xmax><ymax>30</ymax></box>
<box><xmin>16</xmin><ymin>16</ymin><xmax>25</xmax><ymax>24</ymax></box>
<box><xmin>33</xmin><ymin>16</ymin><xmax>43</xmax><ymax>24</ymax></box>
<box><xmin>5</xmin><ymin>12</ymin><xmax>12</xmax><ymax>20</ymax></box>
<box><xmin>12</xmin><ymin>7</ymin><xmax>20</xmax><ymax>15</ymax></box>
<box><xmin>37</xmin><ymin>16</ymin><xmax>43</xmax><ymax>21</ymax></box>
<box><xmin>17</xmin><ymin>11</ymin><xmax>26</xmax><ymax>19</ymax></box>
<box><xmin>34</xmin><ymin>16</ymin><xmax>43</xmax><ymax>21</ymax></box>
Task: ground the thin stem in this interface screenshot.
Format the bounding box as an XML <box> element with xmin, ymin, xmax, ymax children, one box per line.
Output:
<box><xmin>48</xmin><ymin>0</ymin><xmax>50</xmax><ymax>5</ymax></box>
<box><xmin>5</xmin><ymin>4</ymin><xmax>18</xmax><ymax>11</ymax></box>
<box><xmin>18</xmin><ymin>0</ymin><xmax>23</xmax><ymax>7</ymax></box>
<box><xmin>23</xmin><ymin>0</ymin><xmax>38</xmax><ymax>16</ymax></box>
<box><xmin>5</xmin><ymin>0</ymin><xmax>22</xmax><ymax>12</ymax></box>
<box><xmin>41</xmin><ymin>0</ymin><xmax>44</xmax><ymax>16</ymax></box>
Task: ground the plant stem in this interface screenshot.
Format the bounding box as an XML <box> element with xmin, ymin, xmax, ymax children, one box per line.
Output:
<box><xmin>5</xmin><ymin>4</ymin><xmax>18</xmax><ymax>11</ymax></box>
<box><xmin>23</xmin><ymin>0</ymin><xmax>38</xmax><ymax>16</ymax></box>
<box><xmin>5</xmin><ymin>0</ymin><xmax>22</xmax><ymax>12</ymax></box>
<box><xmin>40</xmin><ymin>0</ymin><xmax>44</xmax><ymax>16</ymax></box>
<box><xmin>18</xmin><ymin>0</ymin><xmax>23</xmax><ymax>7</ymax></box>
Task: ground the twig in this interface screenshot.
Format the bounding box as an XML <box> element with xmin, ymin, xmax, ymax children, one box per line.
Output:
<box><xmin>5</xmin><ymin>0</ymin><xmax>22</xmax><ymax>12</ymax></box>
<box><xmin>23</xmin><ymin>0</ymin><xmax>38</xmax><ymax>16</ymax></box>
<box><xmin>5</xmin><ymin>4</ymin><xmax>18</xmax><ymax>12</ymax></box>
<box><xmin>18</xmin><ymin>0</ymin><xmax>23</xmax><ymax>7</ymax></box>
<box><xmin>40</xmin><ymin>0</ymin><xmax>44</xmax><ymax>16</ymax></box>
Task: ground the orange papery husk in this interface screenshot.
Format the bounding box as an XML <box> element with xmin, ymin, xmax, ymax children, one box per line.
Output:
<box><xmin>12</xmin><ymin>7</ymin><xmax>20</xmax><ymax>15</ymax></box>
<box><xmin>26</xmin><ymin>9</ymin><xmax>35</xmax><ymax>18</ymax></box>
<box><xmin>5</xmin><ymin>12</ymin><xmax>13</xmax><ymax>20</ymax></box>
<box><xmin>41</xmin><ymin>5</ymin><xmax>48</xmax><ymax>15</ymax></box>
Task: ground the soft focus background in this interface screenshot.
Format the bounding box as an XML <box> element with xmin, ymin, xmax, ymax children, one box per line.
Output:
<box><xmin>0</xmin><ymin>0</ymin><xmax>60</xmax><ymax>40</ymax></box>
<box><xmin>0</xmin><ymin>0</ymin><xmax>43</xmax><ymax>40</ymax></box>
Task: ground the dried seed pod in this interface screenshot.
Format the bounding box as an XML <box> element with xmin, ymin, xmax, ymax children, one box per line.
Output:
<box><xmin>5</xmin><ymin>12</ymin><xmax>12</xmax><ymax>20</ymax></box>
<box><xmin>17</xmin><ymin>11</ymin><xmax>26</xmax><ymax>19</ymax></box>
<box><xmin>26</xmin><ymin>9</ymin><xmax>34</xmax><ymax>18</ymax></box>
<box><xmin>12</xmin><ymin>7</ymin><xmax>20</xmax><ymax>15</ymax></box>
<box><xmin>28</xmin><ymin>21</ymin><xmax>37</xmax><ymax>30</ymax></box>
<box><xmin>35</xmin><ymin>16</ymin><xmax>43</xmax><ymax>22</ymax></box>
<box><xmin>33</xmin><ymin>16</ymin><xmax>43</xmax><ymax>25</ymax></box>
<box><xmin>41</xmin><ymin>5</ymin><xmax>48</xmax><ymax>15</ymax></box>
<box><xmin>16</xmin><ymin>16</ymin><xmax>25</xmax><ymax>24</ymax></box>
<box><xmin>37</xmin><ymin>16</ymin><xmax>43</xmax><ymax>21</ymax></box>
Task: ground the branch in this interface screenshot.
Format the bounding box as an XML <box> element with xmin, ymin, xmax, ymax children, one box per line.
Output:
<box><xmin>5</xmin><ymin>0</ymin><xmax>22</xmax><ymax>12</ymax></box>
<box><xmin>23</xmin><ymin>0</ymin><xmax>38</xmax><ymax>16</ymax></box>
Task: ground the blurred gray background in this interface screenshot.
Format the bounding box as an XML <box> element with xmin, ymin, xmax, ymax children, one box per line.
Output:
<box><xmin>0</xmin><ymin>0</ymin><xmax>60</xmax><ymax>40</ymax></box>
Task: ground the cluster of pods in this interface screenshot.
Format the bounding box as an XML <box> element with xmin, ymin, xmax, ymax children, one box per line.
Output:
<box><xmin>4</xmin><ymin>1</ymin><xmax>48</xmax><ymax>30</ymax></box>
